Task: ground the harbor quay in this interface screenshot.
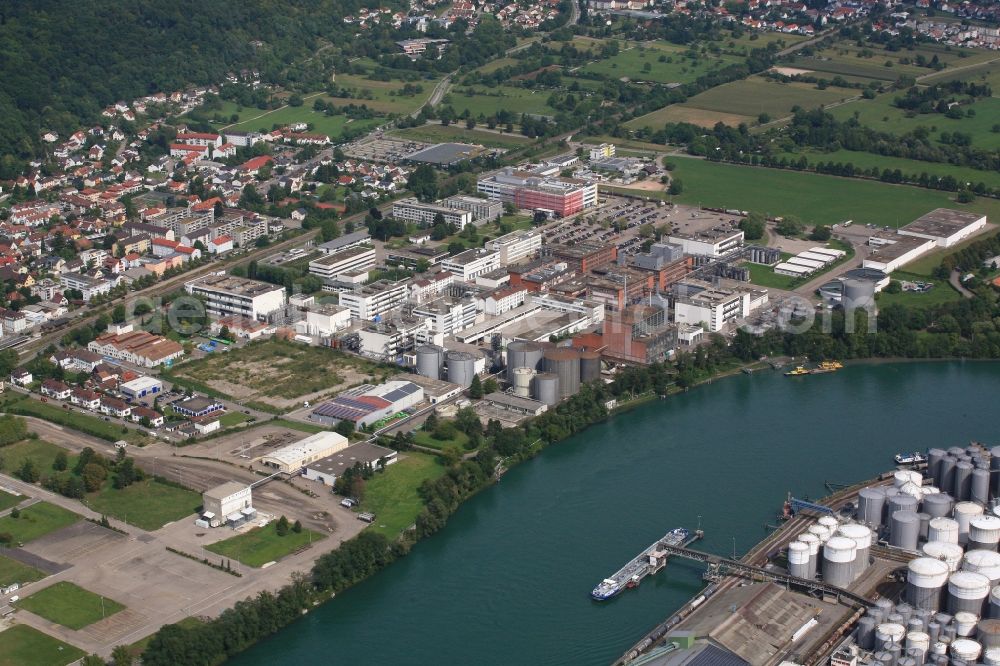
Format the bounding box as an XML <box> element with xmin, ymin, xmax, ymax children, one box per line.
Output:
<box><xmin>616</xmin><ymin>444</ymin><xmax>1000</xmax><ymax>666</ymax></box>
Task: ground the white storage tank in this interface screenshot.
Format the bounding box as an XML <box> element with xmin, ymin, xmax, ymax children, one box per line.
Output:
<box><xmin>970</xmin><ymin>515</ymin><xmax>1000</xmax><ymax>551</ymax></box>
<box><xmin>950</xmin><ymin>637</ymin><xmax>983</xmax><ymax>661</ymax></box>
<box><xmin>858</xmin><ymin>486</ymin><xmax>887</xmax><ymax>527</ymax></box>
<box><xmin>991</xmin><ymin>585</ymin><xmax>1000</xmax><ymax>619</ymax></box>
<box><xmin>838</xmin><ymin>523</ymin><xmax>873</xmax><ymax>580</ymax></box>
<box><xmin>823</xmin><ymin>536</ymin><xmax>857</xmax><ymax>588</ymax></box>
<box><xmin>905</xmin><ymin>630</ymin><xmax>931</xmax><ymax>657</ymax></box>
<box><xmin>788</xmin><ymin>541</ymin><xmax>811</xmax><ymax>579</ymax></box>
<box><xmin>512</xmin><ymin>367</ymin><xmax>534</xmax><ymax>398</ymax></box>
<box><xmin>798</xmin><ymin>534</ymin><xmax>820</xmax><ymax>579</ymax></box>
<box><xmin>928</xmin><ymin>517</ymin><xmax>960</xmax><ymax>544</ymax></box>
<box><xmin>954</xmin><ymin>611</ymin><xmax>978</xmax><ymax>636</ymax></box>
<box><xmin>963</xmin><ymin>550</ymin><xmax>1000</xmax><ymax>585</ymax></box>
<box><xmin>876</xmin><ymin>622</ymin><xmax>907</xmax><ymax>650</ymax></box>
<box><xmin>980</xmin><ymin>618</ymin><xmax>1000</xmax><ymax>648</ymax></box>
<box><xmin>984</xmin><ymin>646</ymin><xmax>1000</xmax><ymax>666</ymax></box>
<box><xmin>819</xmin><ymin>515</ymin><xmax>840</xmax><ymax>531</ymax></box>
<box><xmin>896</xmin><ymin>470</ymin><xmax>923</xmax><ymax>488</ymax></box>
<box><xmin>923</xmin><ymin>540</ymin><xmax>964</xmax><ymax>572</ymax></box>
<box><xmin>532</xmin><ymin>373</ymin><xmax>560</xmax><ymax>407</ymax></box>
<box><xmin>415</xmin><ymin>344</ymin><xmax>445</xmax><ymax>380</ymax></box>
<box><xmin>445</xmin><ymin>351</ymin><xmax>477</xmax><ymax>387</ymax></box>
<box><xmin>955</xmin><ymin>501</ymin><xmax>985</xmax><ymax>545</ymax></box>
<box><xmin>908</xmin><ymin>557</ymin><xmax>950</xmax><ymax>611</ymax></box>
<box><xmin>808</xmin><ymin>524</ymin><xmax>831</xmax><ymax>543</ymax></box>
<box><xmin>948</xmin><ymin>571</ymin><xmax>991</xmax><ymax>615</ymax></box>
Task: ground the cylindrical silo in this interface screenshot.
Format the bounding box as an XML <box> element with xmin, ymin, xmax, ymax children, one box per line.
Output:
<box><xmin>948</xmin><ymin>571</ymin><xmax>991</xmax><ymax>615</ymax></box>
<box><xmin>512</xmin><ymin>367</ymin><xmax>534</xmax><ymax>398</ymax></box>
<box><xmin>542</xmin><ymin>348</ymin><xmax>581</xmax><ymax>399</ymax></box>
<box><xmin>990</xmin><ymin>447</ymin><xmax>1000</xmax><ymax>497</ymax></box>
<box><xmin>788</xmin><ymin>541</ymin><xmax>810</xmax><ymax>579</ymax></box>
<box><xmin>979</xmin><ymin>618</ymin><xmax>1000</xmax><ymax>648</ymax></box>
<box><xmin>953</xmin><ymin>611</ymin><xmax>978</xmax><ymax>636</ymax></box>
<box><xmin>955</xmin><ymin>502</ymin><xmax>985</xmax><ymax>545</ymax></box>
<box><xmin>506</xmin><ymin>341</ymin><xmax>544</xmax><ymax>381</ymax></box>
<box><xmin>906</xmin><ymin>630</ymin><xmax>931</xmax><ymax>658</ymax></box>
<box><xmin>963</xmin><ymin>550</ymin><xmax>1000</xmax><ymax>586</ymax></box>
<box><xmin>857</xmin><ymin>615</ymin><xmax>877</xmax><ymax>650</ymax></box>
<box><xmin>928</xmin><ymin>448</ymin><xmax>947</xmax><ymax>485</ymax></box>
<box><xmin>984</xmin><ymin>646</ymin><xmax>1000</xmax><ymax>666</ymax></box>
<box><xmin>579</xmin><ymin>350</ymin><xmax>601</xmax><ymax>384</ymax></box>
<box><xmin>892</xmin><ymin>511</ymin><xmax>921</xmax><ymax>551</ymax></box>
<box><xmin>923</xmin><ymin>493</ymin><xmax>954</xmax><ymax>519</ymax></box>
<box><xmin>819</xmin><ymin>515</ymin><xmax>840</xmax><ymax>531</ymax></box>
<box><xmin>838</xmin><ymin>523</ymin><xmax>873</xmax><ymax>580</ymax></box>
<box><xmin>923</xmin><ymin>541</ymin><xmax>965</xmax><ymax>572</ymax></box>
<box><xmin>446</xmin><ymin>351</ymin><xmax>477</xmax><ymax>387</ymax></box>
<box><xmin>973</xmin><ymin>468</ymin><xmax>991</xmax><ymax>506</ymax></box>
<box><xmin>823</xmin><ymin>536</ymin><xmax>857</xmax><ymax>588</ymax></box>
<box><xmin>951</xmin><ymin>638</ymin><xmax>983</xmax><ymax>662</ymax></box>
<box><xmin>859</xmin><ymin>487</ymin><xmax>887</xmax><ymax>527</ymax></box>
<box><xmin>808</xmin><ymin>524</ymin><xmax>831</xmax><ymax>543</ymax></box>
<box><xmin>897</xmin><ymin>470</ymin><xmax>924</xmax><ymax>488</ymax></box>
<box><xmin>940</xmin><ymin>457</ymin><xmax>957</xmax><ymax>495</ymax></box>
<box><xmin>928</xmin><ymin>517</ymin><xmax>960</xmax><ymax>545</ymax></box>
<box><xmin>891</xmin><ymin>494</ymin><xmax>920</xmax><ymax>517</ymax></box>
<box><xmin>992</xmin><ymin>585</ymin><xmax>1000</xmax><ymax>619</ymax></box>
<box><xmin>919</xmin><ymin>512</ymin><xmax>931</xmax><ymax>541</ymax></box>
<box><xmin>970</xmin><ymin>515</ymin><xmax>1000</xmax><ymax>551</ymax></box>
<box><xmin>954</xmin><ymin>461</ymin><xmax>974</xmax><ymax>501</ymax></box>
<box><xmin>415</xmin><ymin>344</ymin><xmax>444</xmax><ymax>380</ymax></box>
<box><xmin>909</xmin><ymin>558</ymin><xmax>950</xmax><ymax>611</ymax></box>
<box><xmin>798</xmin><ymin>534</ymin><xmax>820</xmax><ymax>579</ymax></box>
<box><xmin>877</xmin><ymin>622</ymin><xmax>907</xmax><ymax>650</ymax></box>
<box><xmin>533</xmin><ymin>373</ymin><xmax>559</xmax><ymax>407</ymax></box>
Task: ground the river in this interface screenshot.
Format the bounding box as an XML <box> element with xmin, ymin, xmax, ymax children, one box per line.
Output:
<box><xmin>230</xmin><ymin>361</ymin><xmax>1000</xmax><ymax>665</ymax></box>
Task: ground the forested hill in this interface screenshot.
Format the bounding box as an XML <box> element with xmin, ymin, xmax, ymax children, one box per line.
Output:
<box><xmin>0</xmin><ymin>0</ymin><xmax>397</xmax><ymax>159</ymax></box>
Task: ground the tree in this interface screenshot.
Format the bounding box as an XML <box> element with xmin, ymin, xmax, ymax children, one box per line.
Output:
<box><xmin>53</xmin><ymin>450</ymin><xmax>68</xmax><ymax>471</ymax></box>
<box><xmin>469</xmin><ymin>375</ymin><xmax>484</xmax><ymax>399</ymax></box>
<box><xmin>667</xmin><ymin>179</ymin><xmax>683</xmax><ymax>195</ymax></box>
<box><xmin>276</xmin><ymin>515</ymin><xmax>290</xmax><ymax>536</ymax></box>
<box><xmin>483</xmin><ymin>377</ymin><xmax>499</xmax><ymax>394</ymax></box>
<box><xmin>112</xmin><ymin>303</ymin><xmax>127</xmax><ymax>324</ymax></box>
<box><xmin>16</xmin><ymin>460</ymin><xmax>39</xmax><ymax>483</ymax></box>
<box><xmin>292</xmin><ymin>519</ymin><xmax>303</xmax><ymax>533</ymax></box>
<box><xmin>10</xmin><ymin>507</ymin><xmax>19</xmax><ymax>519</ymax></box>
<box><xmin>739</xmin><ymin>212</ymin><xmax>766</xmax><ymax>241</ymax></box>
<box><xmin>334</xmin><ymin>420</ymin><xmax>355</xmax><ymax>438</ymax></box>
<box><xmin>775</xmin><ymin>216</ymin><xmax>803</xmax><ymax>237</ymax></box>
<box><xmin>407</xmin><ymin>164</ymin><xmax>438</xmax><ymax>202</ymax></box>
<box><xmin>111</xmin><ymin>645</ymin><xmax>135</xmax><ymax>666</ymax></box>
<box><xmin>82</xmin><ymin>463</ymin><xmax>108</xmax><ymax>492</ymax></box>
<box><xmin>82</xmin><ymin>655</ymin><xmax>107</xmax><ymax>666</ymax></box>
<box><xmin>809</xmin><ymin>225</ymin><xmax>832</xmax><ymax>241</ymax></box>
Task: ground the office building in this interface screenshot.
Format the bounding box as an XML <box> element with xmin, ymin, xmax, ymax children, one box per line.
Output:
<box><xmin>185</xmin><ymin>274</ymin><xmax>287</xmax><ymax>320</ymax></box>
<box><xmin>392</xmin><ymin>197</ymin><xmax>472</xmax><ymax>228</ymax></box>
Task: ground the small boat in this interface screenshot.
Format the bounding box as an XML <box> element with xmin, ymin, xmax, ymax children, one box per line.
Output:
<box><xmin>895</xmin><ymin>452</ymin><xmax>927</xmax><ymax>465</ymax></box>
<box><xmin>785</xmin><ymin>366</ymin><xmax>809</xmax><ymax>376</ymax></box>
<box><xmin>809</xmin><ymin>360</ymin><xmax>843</xmax><ymax>374</ymax></box>
<box><xmin>592</xmin><ymin>578</ymin><xmax>622</xmax><ymax>601</ymax></box>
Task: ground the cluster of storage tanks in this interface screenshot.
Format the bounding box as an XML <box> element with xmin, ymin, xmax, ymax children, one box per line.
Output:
<box><xmin>787</xmin><ymin>515</ymin><xmax>873</xmax><ymax>589</ymax></box>
<box><xmin>504</xmin><ymin>341</ymin><xmax>601</xmax><ymax>407</ymax></box>
<box><xmin>846</xmin><ymin>444</ymin><xmax>1000</xmax><ymax>663</ymax></box>
<box><xmin>414</xmin><ymin>345</ymin><xmax>479</xmax><ymax>387</ymax></box>
<box><xmin>853</xmin><ymin>597</ymin><xmax>1000</xmax><ymax>664</ymax></box>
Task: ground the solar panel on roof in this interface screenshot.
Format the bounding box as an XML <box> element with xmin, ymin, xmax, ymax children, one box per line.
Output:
<box><xmin>381</xmin><ymin>388</ymin><xmax>408</xmax><ymax>403</ymax></box>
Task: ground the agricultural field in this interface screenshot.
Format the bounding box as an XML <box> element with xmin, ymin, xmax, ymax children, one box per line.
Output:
<box><xmin>18</xmin><ymin>581</ymin><xmax>124</xmax><ymax>630</ymax></box>
<box><xmin>324</xmin><ymin>73</ymin><xmax>439</xmax><ymax>115</ymax></box>
<box><xmin>668</xmin><ymin>157</ymin><xmax>1000</xmax><ymax>226</ymax></box>
<box><xmin>0</xmin><ymin>554</ymin><xmax>44</xmax><ymax>587</ymax></box>
<box><xmin>390</xmin><ymin>124</ymin><xmax>531</xmax><ymax>148</ymax></box>
<box><xmin>168</xmin><ymin>339</ymin><xmax>393</xmax><ymax>409</ymax></box>
<box><xmin>0</xmin><ymin>625</ymin><xmax>85</xmax><ymax>666</ymax></box>
<box><xmin>829</xmin><ymin>95</ymin><xmax>1000</xmax><ymax>151</ymax></box>
<box><xmin>443</xmin><ymin>85</ymin><xmax>558</xmax><ymax>117</ymax></box>
<box><xmin>223</xmin><ymin>104</ymin><xmax>381</xmax><ymax>139</ymax></box>
<box><xmin>777</xmin><ymin>148</ymin><xmax>1000</xmax><ymax>190</ymax></box>
<box><xmin>206</xmin><ymin>522</ymin><xmax>325</xmax><ymax>567</ymax></box>
<box><xmin>627</xmin><ymin>104</ymin><xmax>754</xmax><ymax>129</ymax></box>
<box><xmin>0</xmin><ymin>502</ymin><xmax>79</xmax><ymax>544</ymax></box>
<box><xmin>922</xmin><ymin>59</ymin><xmax>1000</xmax><ymax>88</ymax></box>
<box><xmin>358</xmin><ymin>452</ymin><xmax>446</xmax><ymax>538</ymax></box>
<box><xmin>679</xmin><ymin>76</ymin><xmax>856</xmax><ymax>118</ymax></box>
<box><xmin>580</xmin><ymin>41</ymin><xmax>742</xmax><ymax>85</ymax></box>
<box><xmin>718</xmin><ymin>31</ymin><xmax>807</xmax><ymax>52</ymax></box>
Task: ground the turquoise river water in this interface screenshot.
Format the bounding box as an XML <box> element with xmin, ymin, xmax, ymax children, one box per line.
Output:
<box><xmin>230</xmin><ymin>361</ymin><xmax>1000</xmax><ymax>666</ymax></box>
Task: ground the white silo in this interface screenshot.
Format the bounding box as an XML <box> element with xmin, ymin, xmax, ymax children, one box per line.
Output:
<box><xmin>955</xmin><ymin>501</ymin><xmax>985</xmax><ymax>545</ymax></box>
<box><xmin>891</xmin><ymin>511</ymin><xmax>921</xmax><ymax>551</ymax></box>
<box><xmin>928</xmin><ymin>517</ymin><xmax>960</xmax><ymax>544</ymax></box>
<box><xmin>970</xmin><ymin>515</ymin><xmax>1000</xmax><ymax>551</ymax></box>
<box><xmin>890</xmin><ymin>494</ymin><xmax>920</xmax><ymax>517</ymax></box>
<box><xmin>512</xmin><ymin>367</ymin><xmax>534</xmax><ymax>398</ymax></box>
<box><xmin>808</xmin><ymin>524</ymin><xmax>831</xmax><ymax>543</ymax></box>
<box><xmin>954</xmin><ymin>610</ymin><xmax>978</xmax><ymax>636</ymax></box>
<box><xmin>908</xmin><ymin>557</ymin><xmax>950</xmax><ymax>611</ymax></box>
<box><xmin>823</xmin><ymin>536</ymin><xmax>857</xmax><ymax>588</ymax></box>
<box><xmin>819</xmin><ymin>515</ymin><xmax>840</xmax><ymax>531</ymax></box>
<box><xmin>876</xmin><ymin>623</ymin><xmax>907</xmax><ymax>650</ymax></box>
<box><xmin>992</xmin><ymin>585</ymin><xmax>1000</xmax><ymax>619</ymax></box>
<box><xmin>905</xmin><ymin>631</ymin><xmax>931</xmax><ymax>659</ymax></box>
<box><xmin>951</xmin><ymin>637</ymin><xmax>983</xmax><ymax>662</ymax></box>
<box><xmin>788</xmin><ymin>541</ymin><xmax>810</xmax><ymax>579</ymax></box>
<box><xmin>798</xmin><ymin>534</ymin><xmax>820</xmax><ymax>579</ymax></box>
<box><xmin>838</xmin><ymin>523</ymin><xmax>873</xmax><ymax>580</ymax></box>
<box><xmin>964</xmin><ymin>550</ymin><xmax>1000</xmax><ymax>585</ymax></box>
<box><xmin>948</xmin><ymin>571</ymin><xmax>991</xmax><ymax>615</ymax></box>
<box><xmin>899</xmin><ymin>481</ymin><xmax>924</xmax><ymax>501</ymax></box>
<box><xmin>985</xmin><ymin>646</ymin><xmax>1000</xmax><ymax>666</ymax></box>
<box><xmin>954</xmin><ymin>461</ymin><xmax>974</xmax><ymax>501</ymax></box>
<box><xmin>923</xmin><ymin>541</ymin><xmax>965</xmax><ymax>572</ymax></box>
<box><xmin>896</xmin><ymin>470</ymin><xmax>924</xmax><ymax>488</ymax></box>
<box><xmin>972</xmin><ymin>467</ymin><xmax>991</xmax><ymax>505</ymax></box>
<box><xmin>858</xmin><ymin>486</ymin><xmax>887</xmax><ymax>527</ymax></box>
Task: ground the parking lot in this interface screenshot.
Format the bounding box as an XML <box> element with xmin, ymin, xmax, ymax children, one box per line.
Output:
<box><xmin>342</xmin><ymin>133</ymin><xmax>431</xmax><ymax>162</ymax></box>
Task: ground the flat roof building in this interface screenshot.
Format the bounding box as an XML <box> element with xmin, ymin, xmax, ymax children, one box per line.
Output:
<box><xmin>202</xmin><ymin>482</ymin><xmax>252</xmax><ymax>527</ymax></box>
<box><xmin>303</xmin><ymin>443</ymin><xmax>399</xmax><ymax>486</ymax></box>
<box><xmin>668</xmin><ymin>228</ymin><xmax>744</xmax><ymax>258</ymax></box>
<box><xmin>440</xmin><ymin>248</ymin><xmax>500</xmax><ymax>281</ymax></box>
<box><xmin>486</xmin><ymin>229</ymin><xmax>543</xmax><ymax>265</ymax></box>
<box><xmin>405</xmin><ymin>142</ymin><xmax>483</xmax><ymax>166</ymax></box>
<box><xmin>308</xmin><ymin>245</ymin><xmax>376</xmax><ymax>281</ymax></box>
<box><xmin>316</xmin><ymin>230</ymin><xmax>372</xmax><ymax>254</ymax></box>
<box><xmin>257</xmin><ymin>431</ymin><xmax>349</xmax><ymax>474</ymax></box>
<box><xmin>185</xmin><ymin>273</ymin><xmax>287</xmax><ymax>320</ymax></box>
<box><xmin>673</xmin><ymin>285</ymin><xmax>751</xmax><ymax>332</ymax></box>
<box><xmin>339</xmin><ymin>280</ymin><xmax>409</xmax><ymax>321</ymax></box>
<box><xmin>477</xmin><ymin>169</ymin><xmax>597</xmax><ymax>217</ymax></box>
<box><xmin>392</xmin><ymin>197</ymin><xmax>473</xmax><ymax>229</ymax></box>
<box><xmin>443</xmin><ymin>195</ymin><xmax>503</xmax><ymax>224</ymax></box>
<box><xmin>120</xmin><ymin>376</ymin><xmax>163</xmax><ymax>399</ymax></box>
<box><xmin>863</xmin><ymin>236</ymin><xmax>937</xmax><ymax>273</ymax></box>
<box><xmin>898</xmin><ymin>208</ymin><xmax>987</xmax><ymax>247</ymax></box>
<box><xmin>483</xmin><ymin>391</ymin><xmax>548</xmax><ymax>417</ymax></box>
<box><xmin>545</xmin><ymin>242</ymin><xmax>617</xmax><ymax>273</ymax></box>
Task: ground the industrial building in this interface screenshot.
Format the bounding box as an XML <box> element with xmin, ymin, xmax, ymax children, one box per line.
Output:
<box><xmin>185</xmin><ymin>273</ymin><xmax>287</xmax><ymax>321</ymax></box>
<box><xmin>308</xmin><ymin>245</ymin><xmax>376</xmax><ymax>281</ymax></box>
<box><xmin>88</xmin><ymin>330</ymin><xmax>185</xmax><ymax>368</ymax></box>
<box><xmin>119</xmin><ymin>376</ymin><xmax>163</xmax><ymax>399</ymax></box>
<box><xmin>391</xmin><ymin>197</ymin><xmax>473</xmax><ymax>229</ymax></box>
<box><xmin>413</xmin><ymin>296</ymin><xmax>481</xmax><ymax>337</ymax></box>
<box><xmin>443</xmin><ymin>195</ymin><xmax>503</xmax><ymax>224</ymax></box>
<box><xmin>201</xmin><ymin>482</ymin><xmax>253</xmax><ymax>528</ymax></box>
<box><xmin>316</xmin><ymin>230</ymin><xmax>372</xmax><ymax>254</ymax></box>
<box><xmin>358</xmin><ymin>316</ymin><xmax>434</xmax><ymax>359</ymax></box>
<box><xmin>172</xmin><ymin>396</ymin><xmax>224</xmax><ymax>418</ymax></box>
<box><xmin>673</xmin><ymin>285</ymin><xmax>751</xmax><ymax>333</ymax></box>
<box><xmin>863</xmin><ymin>235</ymin><xmax>936</xmax><ymax>274</ymax></box>
<box><xmin>668</xmin><ymin>228</ymin><xmax>744</xmax><ymax>258</ymax></box>
<box><xmin>257</xmin><ymin>431</ymin><xmax>349</xmax><ymax>474</ymax></box>
<box><xmin>898</xmin><ymin>208</ymin><xmax>987</xmax><ymax>247</ymax></box>
<box><xmin>486</xmin><ymin>229</ymin><xmax>543</xmax><ymax>265</ymax></box>
<box><xmin>339</xmin><ymin>280</ymin><xmax>409</xmax><ymax>321</ymax></box>
<box><xmin>404</xmin><ymin>142</ymin><xmax>483</xmax><ymax>166</ymax></box>
<box><xmin>483</xmin><ymin>392</ymin><xmax>548</xmax><ymax>417</ymax></box>
<box><xmin>303</xmin><ymin>443</ymin><xmax>398</xmax><ymax>486</ymax></box>
<box><xmin>573</xmin><ymin>304</ymin><xmax>678</xmax><ymax>365</ymax></box>
<box><xmin>476</xmin><ymin>169</ymin><xmax>598</xmax><ymax>217</ymax></box>
<box><xmin>309</xmin><ymin>381</ymin><xmax>424</xmax><ymax>429</ymax></box>
<box><xmin>295</xmin><ymin>304</ymin><xmax>352</xmax><ymax>337</ymax></box>
<box><xmin>545</xmin><ymin>242</ymin><xmax>618</xmax><ymax>273</ymax></box>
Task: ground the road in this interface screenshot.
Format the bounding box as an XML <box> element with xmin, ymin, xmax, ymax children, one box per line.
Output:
<box><xmin>950</xmin><ymin>270</ymin><xmax>975</xmax><ymax>298</ymax></box>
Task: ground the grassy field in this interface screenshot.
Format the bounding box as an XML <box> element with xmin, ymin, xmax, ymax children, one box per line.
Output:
<box><xmin>777</xmin><ymin>148</ymin><xmax>1000</xmax><ymax>190</ymax></box>
<box><xmin>19</xmin><ymin>581</ymin><xmax>124</xmax><ymax>630</ymax></box>
<box><xmin>206</xmin><ymin>522</ymin><xmax>324</xmax><ymax>567</ymax></box>
<box><xmin>922</xmin><ymin>58</ymin><xmax>1000</xmax><ymax>88</ymax></box>
<box><xmin>0</xmin><ymin>439</ymin><xmax>72</xmax><ymax>476</ymax></box>
<box><xmin>0</xmin><ymin>502</ymin><xmax>79</xmax><ymax>544</ymax></box>
<box><xmin>829</xmin><ymin>95</ymin><xmax>1000</xmax><ymax>150</ymax></box>
<box><xmin>170</xmin><ymin>339</ymin><xmax>390</xmax><ymax>406</ymax></box>
<box><xmin>221</xmin><ymin>101</ymin><xmax>380</xmax><ymax>138</ymax></box>
<box><xmin>746</xmin><ymin>261</ymin><xmax>803</xmax><ymax>290</ymax></box>
<box><xmin>390</xmin><ymin>124</ymin><xmax>531</xmax><ymax>148</ymax></box>
<box><xmin>581</xmin><ymin>42</ymin><xmax>742</xmax><ymax>85</ymax></box>
<box><xmin>3</xmin><ymin>397</ymin><xmax>144</xmax><ymax>443</ymax></box>
<box><xmin>680</xmin><ymin>77</ymin><xmax>856</xmax><ymax>118</ymax></box>
<box><xmin>876</xmin><ymin>279</ymin><xmax>962</xmax><ymax>308</ymax></box>
<box><xmin>0</xmin><ymin>625</ymin><xmax>85</xmax><ymax>666</ymax></box>
<box><xmin>0</xmin><ymin>554</ymin><xmax>44</xmax><ymax>587</ymax></box>
<box><xmin>412</xmin><ymin>429</ymin><xmax>470</xmax><ymax>451</ymax></box>
<box><xmin>325</xmin><ymin>74</ymin><xmax>438</xmax><ymax>115</ymax></box>
<box><xmin>0</xmin><ymin>490</ymin><xmax>21</xmax><ymax>512</ymax></box>
<box><xmin>670</xmin><ymin>157</ymin><xmax>1000</xmax><ymax>226</ymax></box>
<box><xmin>220</xmin><ymin>411</ymin><xmax>252</xmax><ymax>428</ymax></box>
<box><xmin>627</xmin><ymin>104</ymin><xmax>754</xmax><ymax>130</ymax></box>
<box><xmin>899</xmin><ymin>228</ymin><xmax>1000</xmax><ymax>276</ymax></box>
<box><xmin>359</xmin><ymin>452</ymin><xmax>445</xmax><ymax>538</ymax></box>
<box><xmin>444</xmin><ymin>85</ymin><xmax>557</xmax><ymax>117</ymax></box>
<box><xmin>86</xmin><ymin>478</ymin><xmax>201</xmax><ymax>531</ymax></box>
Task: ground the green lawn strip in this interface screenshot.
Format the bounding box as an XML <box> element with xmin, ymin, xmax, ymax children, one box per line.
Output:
<box><xmin>745</xmin><ymin>262</ymin><xmax>803</xmax><ymax>290</ymax></box>
<box><xmin>18</xmin><ymin>581</ymin><xmax>124</xmax><ymax>630</ymax></box>
<box><xmin>0</xmin><ymin>490</ymin><xmax>22</xmax><ymax>512</ymax></box>
<box><xmin>445</xmin><ymin>85</ymin><xmax>557</xmax><ymax>117</ymax></box>
<box><xmin>412</xmin><ymin>430</ymin><xmax>470</xmax><ymax>451</ymax></box>
<box><xmin>3</xmin><ymin>397</ymin><xmax>143</xmax><ymax>443</ymax></box>
<box><xmin>220</xmin><ymin>411</ymin><xmax>251</xmax><ymax>427</ymax></box>
<box><xmin>581</xmin><ymin>42</ymin><xmax>741</xmax><ymax>85</ymax></box>
<box><xmin>267</xmin><ymin>418</ymin><xmax>326</xmax><ymax>434</ymax></box>
<box><xmin>356</xmin><ymin>452</ymin><xmax>446</xmax><ymax>538</ymax></box>
<box><xmin>205</xmin><ymin>523</ymin><xmax>325</xmax><ymax>567</ymax></box>
<box><xmin>669</xmin><ymin>157</ymin><xmax>1000</xmax><ymax>227</ymax></box>
<box><xmin>0</xmin><ymin>554</ymin><xmax>44</xmax><ymax>587</ymax></box>
<box><xmin>86</xmin><ymin>479</ymin><xmax>201</xmax><ymax>531</ymax></box>
<box><xmin>0</xmin><ymin>625</ymin><xmax>85</xmax><ymax>666</ymax></box>
<box><xmin>0</xmin><ymin>502</ymin><xmax>79</xmax><ymax>544</ymax></box>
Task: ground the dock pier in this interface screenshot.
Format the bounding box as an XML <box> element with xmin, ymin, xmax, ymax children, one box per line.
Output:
<box><xmin>593</xmin><ymin>529</ymin><xmax>703</xmax><ymax>600</ymax></box>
